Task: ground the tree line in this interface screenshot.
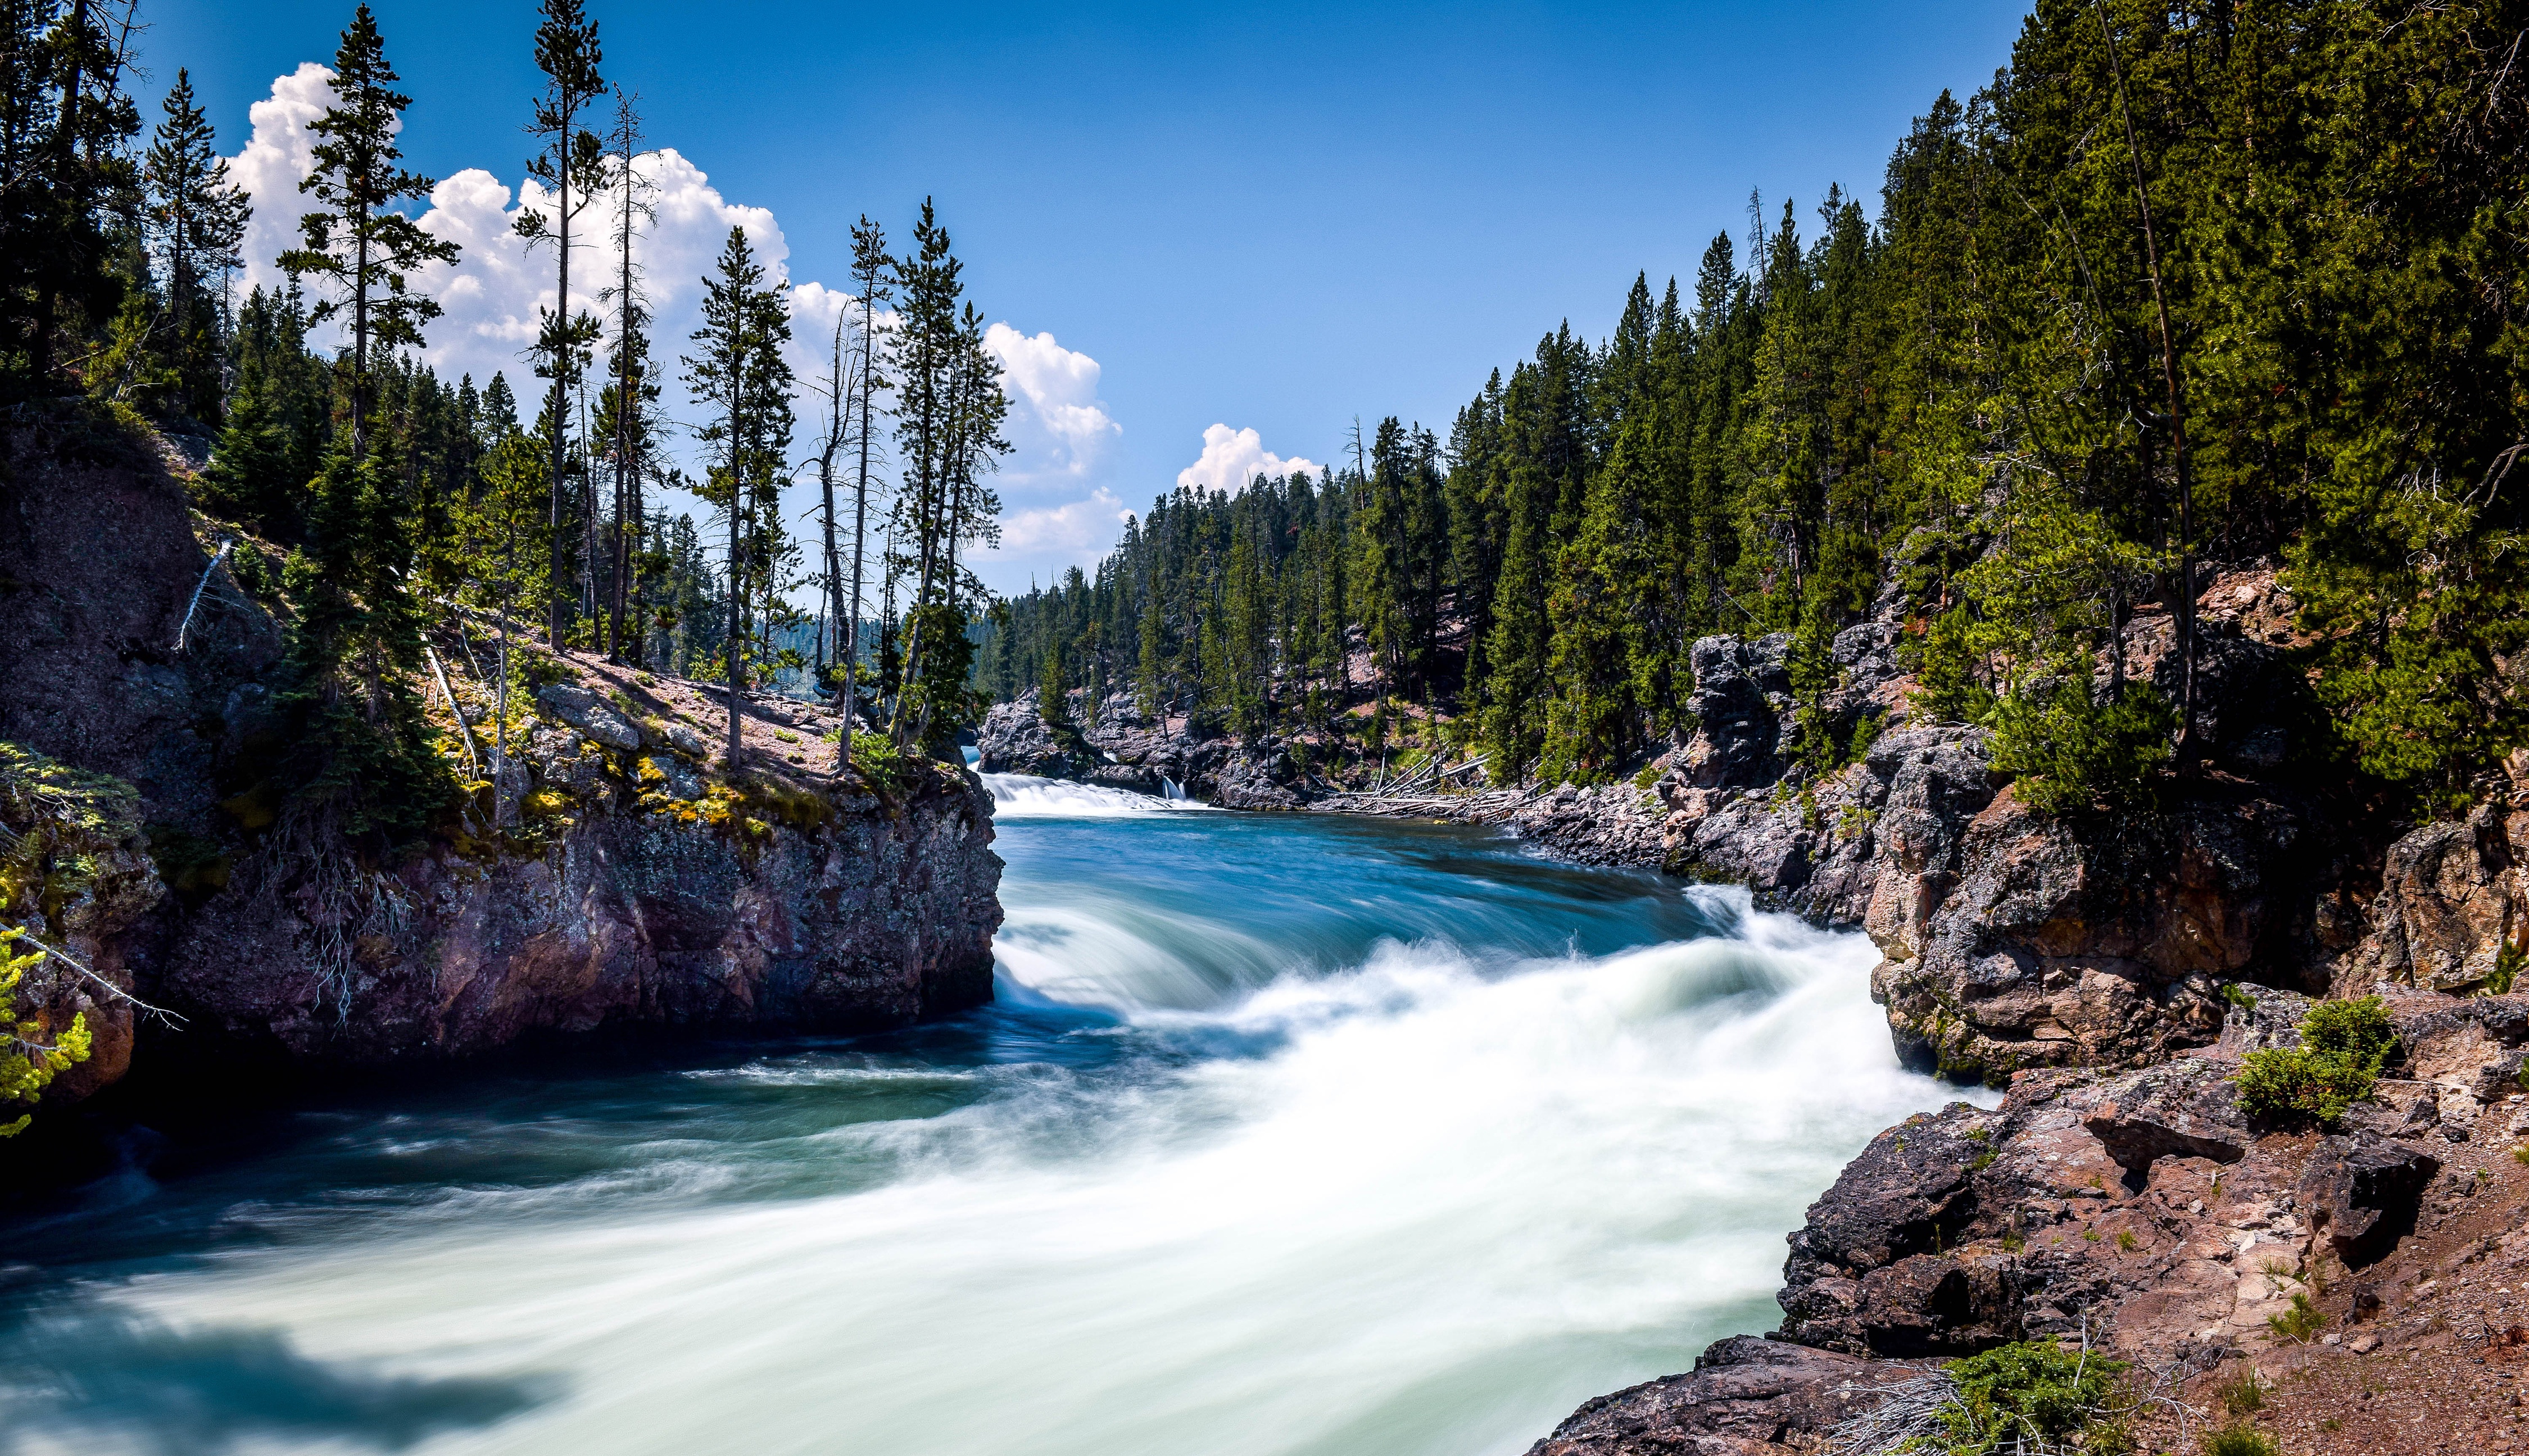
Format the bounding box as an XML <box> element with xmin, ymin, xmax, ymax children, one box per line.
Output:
<box><xmin>2</xmin><ymin>0</ymin><xmax>1012</xmax><ymax>847</ymax></box>
<box><xmin>985</xmin><ymin>0</ymin><xmax>2528</xmax><ymax>813</ymax></box>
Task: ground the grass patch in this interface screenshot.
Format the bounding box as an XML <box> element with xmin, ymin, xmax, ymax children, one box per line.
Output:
<box><xmin>2202</xmin><ymin>1422</ymin><xmax>2281</xmax><ymax>1456</ymax></box>
<box><xmin>1921</xmin><ymin>1339</ymin><xmax>2129</xmax><ymax>1456</ymax></box>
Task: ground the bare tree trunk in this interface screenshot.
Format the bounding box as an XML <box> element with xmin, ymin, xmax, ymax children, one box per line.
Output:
<box><xmin>724</xmin><ymin>348</ymin><xmax>746</xmax><ymax>769</ymax></box>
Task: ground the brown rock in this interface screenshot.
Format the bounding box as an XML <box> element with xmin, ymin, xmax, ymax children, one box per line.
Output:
<box><xmin>2339</xmin><ymin>807</ymin><xmax>2527</xmax><ymax>993</ymax></box>
<box><xmin>1524</xmin><ymin>1336</ymin><xmax>1921</xmax><ymax>1456</ymax></box>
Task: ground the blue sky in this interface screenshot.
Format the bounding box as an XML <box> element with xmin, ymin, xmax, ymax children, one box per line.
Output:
<box><xmin>144</xmin><ymin>0</ymin><xmax>2028</xmax><ymax>595</ymax></box>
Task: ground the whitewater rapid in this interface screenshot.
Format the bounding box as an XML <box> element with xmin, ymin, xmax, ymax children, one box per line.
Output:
<box><xmin>0</xmin><ymin>775</ymin><xmax>1966</xmax><ymax>1456</ymax></box>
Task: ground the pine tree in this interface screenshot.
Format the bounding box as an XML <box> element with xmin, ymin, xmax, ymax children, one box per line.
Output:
<box><xmin>593</xmin><ymin>88</ymin><xmax>655</xmax><ymax>663</ymax></box>
<box><xmin>279</xmin><ymin>4</ymin><xmax>457</xmax><ymax>459</ymax></box>
<box><xmin>515</xmin><ymin>0</ymin><xmax>604</xmax><ymax>646</ymax></box>
<box><xmin>142</xmin><ymin>67</ymin><xmax>248</xmax><ymax>420</ymax></box>
<box><xmin>683</xmin><ymin>225</ymin><xmax>790</xmax><ymax>764</ymax></box>
<box><xmin>0</xmin><ymin>0</ymin><xmax>139</xmax><ymax>396</ymax></box>
<box><xmin>836</xmin><ymin>215</ymin><xmax>894</xmax><ymax>757</ymax></box>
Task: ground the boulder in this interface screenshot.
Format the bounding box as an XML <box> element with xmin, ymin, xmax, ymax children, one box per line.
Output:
<box><xmin>2297</xmin><ymin>1134</ymin><xmax>2441</xmax><ymax>1267</ymax></box>
<box><xmin>1524</xmin><ymin>1336</ymin><xmax>1919</xmax><ymax>1456</ymax></box>
<box><xmin>1778</xmin><ymin>1101</ymin><xmax>2007</xmax><ymax>1354</ymax></box>
<box><xmin>1872</xmin><ymin>782</ymin><xmax>2328</xmax><ymax>1083</ymax></box>
<box><xmin>973</xmin><ymin>695</ymin><xmax>1095</xmax><ymax>778</ymax></box>
<box><xmin>535</xmin><ymin>683</ymin><xmax>641</xmax><ymax>752</ymax></box>
<box><xmin>1681</xmin><ymin>636</ymin><xmax>1787</xmax><ymax>788</ymax></box>
<box><xmin>2077</xmin><ymin>1056</ymin><xmax>2250</xmax><ymax>1176</ymax></box>
<box><xmin>2337</xmin><ymin>807</ymin><xmax>2527</xmax><ymax>993</ymax></box>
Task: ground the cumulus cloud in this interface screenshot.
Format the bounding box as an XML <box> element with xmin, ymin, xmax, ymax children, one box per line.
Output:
<box><xmin>984</xmin><ymin>323</ymin><xmax>1120</xmax><ymax>488</ymax></box>
<box><xmin>223</xmin><ymin>67</ymin><xmax>1116</xmax><ymax>595</ymax></box>
<box><xmin>988</xmin><ymin>488</ymin><xmax>1134</xmax><ymax>559</ymax></box>
<box><xmin>1176</xmin><ymin>424</ymin><xmax>1322</xmax><ymax>495</ymax></box>
<box><xmin>231</xmin><ymin>63</ymin><xmax>333</xmax><ymax>299</ymax></box>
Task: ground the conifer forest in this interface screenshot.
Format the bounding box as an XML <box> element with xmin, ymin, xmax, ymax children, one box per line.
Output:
<box><xmin>6</xmin><ymin>0</ymin><xmax>2527</xmax><ymax>830</ymax></box>
<box><xmin>985</xmin><ymin>0</ymin><xmax>2529</xmax><ymax>817</ymax></box>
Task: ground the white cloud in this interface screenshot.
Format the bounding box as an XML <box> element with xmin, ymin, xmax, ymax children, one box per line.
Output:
<box><xmin>1176</xmin><ymin>424</ymin><xmax>1321</xmax><ymax>495</ymax></box>
<box><xmin>984</xmin><ymin>323</ymin><xmax>1120</xmax><ymax>488</ymax></box>
<box><xmin>989</xmin><ymin>487</ymin><xmax>1134</xmax><ymax>559</ymax></box>
<box><xmin>232</xmin><ymin>63</ymin><xmax>333</xmax><ymax>300</ymax></box>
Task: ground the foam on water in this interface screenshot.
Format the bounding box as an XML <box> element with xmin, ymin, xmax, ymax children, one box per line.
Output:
<box><xmin>984</xmin><ymin>770</ymin><xmax>1207</xmax><ymax>817</ymax></box>
<box><xmin>0</xmin><ymin>817</ymin><xmax>1973</xmax><ymax>1456</ymax></box>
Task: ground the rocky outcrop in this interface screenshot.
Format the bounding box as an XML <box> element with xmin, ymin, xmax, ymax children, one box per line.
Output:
<box><xmin>152</xmin><ymin>756</ymin><xmax>999</xmax><ymax>1065</ymax></box>
<box><xmin>0</xmin><ymin>745</ymin><xmax>167</xmax><ymax>1105</ymax></box>
<box><xmin>974</xmin><ymin>697</ymin><xmax>1107</xmax><ymax>782</ymax></box>
<box><xmin>2332</xmin><ymin>804</ymin><xmax>2528</xmax><ymax>994</ymax></box>
<box><xmin>1522</xmin><ymin>1336</ymin><xmax>1921</xmax><ymax>1456</ymax></box>
<box><xmin>975</xmin><ymin>688</ymin><xmax>1309</xmax><ymax>807</ymax></box>
<box><xmin>1869</xmin><ymin>782</ymin><xmax>2345</xmax><ymax>1083</ymax></box>
<box><xmin>1766</xmin><ymin>991</ymin><xmax>2529</xmax><ymax>1367</ymax></box>
<box><xmin>1529</xmin><ymin>986</ymin><xmax>2529</xmax><ymax>1453</ymax></box>
<box><xmin>0</xmin><ymin>417</ymin><xmax>1003</xmax><ymax>1131</ymax></box>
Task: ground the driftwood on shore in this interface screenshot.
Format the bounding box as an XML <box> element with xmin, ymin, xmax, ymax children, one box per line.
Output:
<box><xmin>1312</xmin><ymin>754</ymin><xmax>1534</xmax><ymax>821</ymax></box>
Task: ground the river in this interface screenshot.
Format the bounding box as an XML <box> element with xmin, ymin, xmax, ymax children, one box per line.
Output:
<box><xmin>0</xmin><ymin>777</ymin><xmax>1964</xmax><ymax>1455</ymax></box>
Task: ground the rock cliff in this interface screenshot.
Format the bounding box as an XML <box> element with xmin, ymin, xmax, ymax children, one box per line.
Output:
<box><xmin>1519</xmin><ymin>568</ymin><xmax>2529</xmax><ymax>1452</ymax></box>
<box><xmin>0</xmin><ymin>418</ymin><xmax>1001</xmax><ymax>1137</ymax></box>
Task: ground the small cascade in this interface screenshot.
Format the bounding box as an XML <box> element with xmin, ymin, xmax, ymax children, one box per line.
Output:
<box><xmin>982</xmin><ymin>772</ymin><xmax>1203</xmax><ymax>817</ymax></box>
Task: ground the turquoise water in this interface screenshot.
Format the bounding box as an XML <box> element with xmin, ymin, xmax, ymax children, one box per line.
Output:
<box><xmin>0</xmin><ymin>778</ymin><xmax>1963</xmax><ymax>1456</ymax></box>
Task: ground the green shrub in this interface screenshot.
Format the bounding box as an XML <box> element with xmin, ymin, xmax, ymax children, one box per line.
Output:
<box><xmin>2213</xmin><ymin>1366</ymin><xmax>2264</xmax><ymax>1416</ymax></box>
<box><xmin>2265</xmin><ymin>1291</ymin><xmax>2326</xmax><ymax>1342</ymax></box>
<box><xmin>1990</xmin><ymin>678</ymin><xmax>2176</xmax><ymax>816</ymax></box>
<box><xmin>2202</xmin><ymin>1420</ymin><xmax>2281</xmax><ymax>1456</ymax></box>
<box><xmin>1</xmin><ymin>927</ymin><xmax>92</xmax><ymax>1137</ymax></box>
<box><xmin>835</xmin><ymin>730</ymin><xmax>909</xmax><ymax>794</ymax></box>
<box><xmin>2233</xmin><ymin>995</ymin><xmax>2395</xmax><ymax>1124</ymax></box>
<box><xmin>1924</xmin><ymin>1339</ymin><xmax>2128</xmax><ymax>1456</ymax></box>
<box><xmin>2490</xmin><ymin>939</ymin><xmax>2526</xmax><ymax>995</ymax></box>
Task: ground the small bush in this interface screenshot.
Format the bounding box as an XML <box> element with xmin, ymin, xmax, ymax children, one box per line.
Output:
<box><xmin>2233</xmin><ymin>995</ymin><xmax>2395</xmax><ymax>1124</ymax></box>
<box><xmin>1927</xmin><ymin>1339</ymin><xmax>2128</xmax><ymax>1456</ymax></box>
<box><xmin>2213</xmin><ymin>1366</ymin><xmax>2264</xmax><ymax>1416</ymax></box>
<box><xmin>2266</xmin><ymin>1291</ymin><xmax>2325</xmax><ymax>1342</ymax></box>
<box><xmin>836</xmin><ymin>730</ymin><xmax>909</xmax><ymax>793</ymax></box>
<box><xmin>1990</xmin><ymin>678</ymin><xmax>2176</xmax><ymax>816</ymax></box>
<box><xmin>2201</xmin><ymin>1421</ymin><xmax>2281</xmax><ymax>1456</ymax></box>
<box><xmin>2115</xmin><ymin>1228</ymin><xmax>2139</xmax><ymax>1251</ymax></box>
<box><xmin>2490</xmin><ymin>939</ymin><xmax>2526</xmax><ymax>995</ymax></box>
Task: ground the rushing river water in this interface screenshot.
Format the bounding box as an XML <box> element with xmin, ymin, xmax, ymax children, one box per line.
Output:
<box><xmin>0</xmin><ymin>778</ymin><xmax>1965</xmax><ymax>1456</ymax></box>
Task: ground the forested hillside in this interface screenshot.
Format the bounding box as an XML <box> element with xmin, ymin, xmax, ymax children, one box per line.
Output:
<box><xmin>984</xmin><ymin>0</ymin><xmax>2528</xmax><ymax>813</ymax></box>
<box><xmin>2</xmin><ymin>0</ymin><xmax>1013</xmax><ymax>850</ymax></box>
